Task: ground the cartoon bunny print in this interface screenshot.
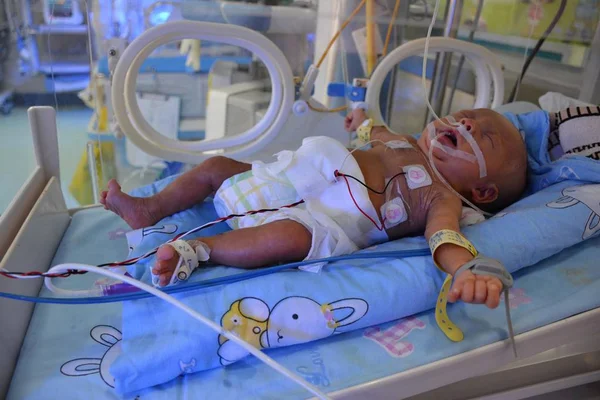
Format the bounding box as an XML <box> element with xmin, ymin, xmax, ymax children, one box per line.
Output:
<box><xmin>126</xmin><ymin>224</ymin><xmax>179</xmax><ymax>254</ymax></box>
<box><xmin>218</xmin><ymin>296</ymin><xmax>368</xmax><ymax>366</ymax></box>
<box><xmin>60</xmin><ymin>325</ymin><xmax>122</xmax><ymax>388</ymax></box>
<box><xmin>547</xmin><ymin>184</ymin><xmax>600</xmax><ymax>239</ymax></box>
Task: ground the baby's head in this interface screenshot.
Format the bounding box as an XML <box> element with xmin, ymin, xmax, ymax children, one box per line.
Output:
<box><xmin>417</xmin><ymin>108</ymin><xmax>527</xmax><ymax>212</ymax></box>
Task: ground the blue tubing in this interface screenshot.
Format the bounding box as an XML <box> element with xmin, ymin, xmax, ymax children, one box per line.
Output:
<box><xmin>0</xmin><ymin>248</ymin><xmax>431</xmax><ymax>305</ymax></box>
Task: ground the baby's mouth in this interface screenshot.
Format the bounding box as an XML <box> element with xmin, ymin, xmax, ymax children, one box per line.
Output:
<box><xmin>435</xmin><ymin>130</ymin><xmax>458</xmax><ymax>148</ymax></box>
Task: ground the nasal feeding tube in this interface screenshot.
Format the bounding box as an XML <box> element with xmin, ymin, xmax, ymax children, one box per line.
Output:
<box><xmin>426</xmin><ymin>115</ymin><xmax>488</xmax><ymax>179</ymax></box>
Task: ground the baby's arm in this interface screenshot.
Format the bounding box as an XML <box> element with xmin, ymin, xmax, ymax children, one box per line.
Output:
<box><xmin>425</xmin><ymin>194</ymin><xmax>502</xmax><ymax>309</ymax></box>
<box><xmin>345</xmin><ymin>109</ymin><xmax>409</xmax><ymax>144</ymax></box>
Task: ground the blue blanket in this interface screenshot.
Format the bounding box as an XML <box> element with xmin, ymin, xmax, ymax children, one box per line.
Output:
<box><xmin>112</xmin><ymin>110</ymin><xmax>600</xmax><ymax>393</ymax></box>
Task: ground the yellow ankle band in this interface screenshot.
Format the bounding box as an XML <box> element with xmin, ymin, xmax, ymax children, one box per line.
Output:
<box><xmin>356</xmin><ymin>118</ymin><xmax>374</xmax><ymax>142</ymax></box>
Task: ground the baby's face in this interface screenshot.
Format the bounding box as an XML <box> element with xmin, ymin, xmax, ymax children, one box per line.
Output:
<box><xmin>417</xmin><ymin>109</ymin><xmax>523</xmax><ymax>193</ymax></box>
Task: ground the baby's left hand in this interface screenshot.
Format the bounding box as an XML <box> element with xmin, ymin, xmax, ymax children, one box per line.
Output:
<box><xmin>345</xmin><ymin>108</ymin><xmax>368</xmax><ymax>132</ymax></box>
<box><xmin>448</xmin><ymin>270</ymin><xmax>502</xmax><ymax>309</ymax></box>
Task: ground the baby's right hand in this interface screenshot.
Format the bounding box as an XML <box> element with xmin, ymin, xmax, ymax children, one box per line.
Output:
<box><xmin>345</xmin><ymin>108</ymin><xmax>368</xmax><ymax>132</ymax></box>
<box><xmin>448</xmin><ymin>269</ymin><xmax>502</xmax><ymax>309</ymax></box>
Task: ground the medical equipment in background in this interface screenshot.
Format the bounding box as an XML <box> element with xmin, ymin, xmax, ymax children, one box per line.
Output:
<box><xmin>423</xmin><ymin>0</ymin><xmax>463</xmax><ymax>125</ymax></box>
<box><xmin>1</xmin><ymin>0</ymin><xmax>38</xmax><ymax>111</ymax></box>
<box><xmin>0</xmin><ymin>6</ymin><xmax>14</xmax><ymax>114</ymax></box>
<box><xmin>81</xmin><ymin>0</ymin><xmax>319</xmax><ymax>181</ymax></box>
<box><xmin>107</xmin><ymin>18</ymin><xmax>503</xmax><ymax>165</ymax></box>
<box><xmin>445</xmin><ymin>0</ymin><xmax>483</xmax><ymax>116</ymax></box>
<box><xmin>102</xmin><ymin>0</ymin><xmax>507</xmax><ymax>170</ymax></box>
<box><xmin>43</xmin><ymin>0</ymin><xmax>84</xmax><ymax>25</ymax></box>
<box><xmin>0</xmin><ymin>0</ymin><xmax>91</xmax><ymax>97</ymax></box>
<box><xmin>144</xmin><ymin>1</ymin><xmax>181</xmax><ymax>30</ymax></box>
<box><xmin>508</xmin><ymin>0</ymin><xmax>568</xmax><ymax>103</ymax></box>
<box><xmin>164</xmin><ymin>0</ymin><xmax>318</xmax><ymax>140</ymax></box>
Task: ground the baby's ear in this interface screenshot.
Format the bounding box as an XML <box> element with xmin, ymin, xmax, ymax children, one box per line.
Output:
<box><xmin>471</xmin><ymin>183</ymin><xmax>498</xmax><ymax>204</ymax></box>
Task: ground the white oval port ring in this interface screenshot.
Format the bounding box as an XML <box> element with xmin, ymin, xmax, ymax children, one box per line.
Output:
<box><xmin>366</xmin><ymin>37</ymin><xmax>505</xmax><ymax>127</ymax></box>
<box><xmin>111</xmin><ymin>21</ymin><xmax>295</xmax><ymax>163</ymax></box>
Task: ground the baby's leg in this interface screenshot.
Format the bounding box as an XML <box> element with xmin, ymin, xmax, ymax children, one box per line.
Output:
<box><xmin>152</xmin><ymin>220</ymin><xmax>312</xmax><ymax>286</ymax></box>
<box><xmin>101</xmin><ymin>156</ymin><xmax>250</xmax><ymax>229</ymax></box>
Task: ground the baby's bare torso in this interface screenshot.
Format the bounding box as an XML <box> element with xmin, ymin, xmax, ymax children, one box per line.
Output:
<box><xmin>352</xmin><ymin>137</ymin><xmax>454</xmax><ymax>240</ymax></box>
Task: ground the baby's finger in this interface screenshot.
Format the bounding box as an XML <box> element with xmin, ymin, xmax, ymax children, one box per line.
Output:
<box><xmin>448</xmin><ymin>281</ymin><xmax>463</xmax><ymax>303</ymax></box>
<box><xmin>461</xmin><ymin>280</ymin><xmax>475</xmax><ymax>303</ymax></box>
<box><xmin>486</xmin><ymin>282</ymin><xmax>502</xmax><ymax>309</ymax></box>
<box><xmin>474</xmin><ymin>279</ymin><xmax>487</xmax><ymax>304</ymax></box>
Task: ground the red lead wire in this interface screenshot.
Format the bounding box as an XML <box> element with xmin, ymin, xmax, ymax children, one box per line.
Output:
<box><xmin>335</xmin><ymin>171</ymin><xmax>386</xmax><ymax>231</ymax></box>
<box><xmin>0</xmin><ymin>200</ymin><xmax>305</xmax><ymax>280</ymax></box>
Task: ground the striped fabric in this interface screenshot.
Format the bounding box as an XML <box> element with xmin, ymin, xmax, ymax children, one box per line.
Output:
<box><xmin>549</xmin><ymin>106</ymin><xmax>600</xmax><ymax>161</ymax></box>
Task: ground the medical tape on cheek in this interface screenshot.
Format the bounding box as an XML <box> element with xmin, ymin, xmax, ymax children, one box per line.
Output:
<box><xmin>456</xmin><ymin>124</ymin><xmax>487</xmax><ymax>178</ymax></box>
<box><xmin>447</xmin><ymin>115</ymin><xmax>487</xmax><ymax>178</ymax></box>
<box><xmin>428</xmin><ymin>118</ymin><xmax>477</xmax><ymax>164</ymax></box>
<box><xmin>431</xmin><ymin>141</ymin><xmax>478</xmax><ymax>163</ymax></box>
<box><xmin>426</xmin><ymin>121</ymin><xmax>436</xmax><ymax>141</ymax></box>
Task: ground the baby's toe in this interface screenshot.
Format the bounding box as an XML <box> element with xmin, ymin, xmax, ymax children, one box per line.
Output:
<box><xmin>152</xmin><ymin>258</ymin><xmax>173</xmax><ymax>275</ymax></box>
<box><xmin>159</xmin><ymin>272</ymin><xmax>173</xmax><ymax>287</ymax></box>
<box><xmin>157</xmin><ymin>245</ymin><xmax>177</xmax><ymax>261</ymax></box>
<box><xmin>153</xmin><ymin>246</ymin><xmax>180</xmax><ymax>287</ymax></box>
<box><xmin>107</xmin><ymin>179</ymin><xmax>121</xmax><ymax>192</ymax></box>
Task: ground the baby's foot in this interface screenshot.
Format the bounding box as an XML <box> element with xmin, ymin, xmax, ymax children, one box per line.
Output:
<box><xmin>152</xmin><ymin>240</ymin><xmax>211</xmax><ymax>287</ymax></box>
<box><xmin>100</xmin><ymin>179</ymin><xmax>158</xmax><ymax>229</ymax></box>
<box><xmin>152</xmin><ymin>245</ymin><xmax>179</xmax><ymax>287</ymax></box>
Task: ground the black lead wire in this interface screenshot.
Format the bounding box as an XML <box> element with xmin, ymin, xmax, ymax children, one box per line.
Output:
<box><xmin>335</xmin><ymin>170</ymin><xmax>406</xmax><ymax>195</ymax></box>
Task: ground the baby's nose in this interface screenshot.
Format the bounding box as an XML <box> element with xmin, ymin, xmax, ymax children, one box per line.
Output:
<box><xmin>460</xmin><ymin>118</ymin><xmax>475</xmax><ymax>133</ymax></box>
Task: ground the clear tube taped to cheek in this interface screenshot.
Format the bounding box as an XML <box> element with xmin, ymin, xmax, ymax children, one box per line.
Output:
<box><xmin>426</xmin><ymin>118</ymin><xmax>475</xmax><ymax>163</ymax></box>
<box><xmin>426</xmin><ymin>117</ymin><xmax>487</xmax><ymax>178</ymax></box>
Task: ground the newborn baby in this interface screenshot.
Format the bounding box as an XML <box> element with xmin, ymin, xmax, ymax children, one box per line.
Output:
<box><xmin>101</xmin><ymin>108</ymin><xmax>527</xmax><ymax>309</ymax></box>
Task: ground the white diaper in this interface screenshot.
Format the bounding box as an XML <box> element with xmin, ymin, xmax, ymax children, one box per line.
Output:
<box><xmin>213</xmin><ymin>136</ymin><xmax>388</xmax><ymax>272</ymax></box>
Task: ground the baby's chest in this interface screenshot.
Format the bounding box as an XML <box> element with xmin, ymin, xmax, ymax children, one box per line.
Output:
<box><xmin>378</xmin><ymin>149</ymin><xmax>445</xmax><ymax>237</ymax></box>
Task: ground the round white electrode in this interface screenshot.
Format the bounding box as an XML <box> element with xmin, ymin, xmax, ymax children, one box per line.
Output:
<box><xmin>407</xmin><ymin>166</ymin><xmax>427</xmax><ymax>184</ymax></box>
<box><xmin>385</xmin><ymin>203</ymin><xmax>405</xmax><ymax>224</ymax></box>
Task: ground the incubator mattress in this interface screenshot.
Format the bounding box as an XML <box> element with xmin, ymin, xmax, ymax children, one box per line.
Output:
<box><xmin>7</xmin><ymin>204</ymin><xmax>600</xmax><ymax>399</ymax></box>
